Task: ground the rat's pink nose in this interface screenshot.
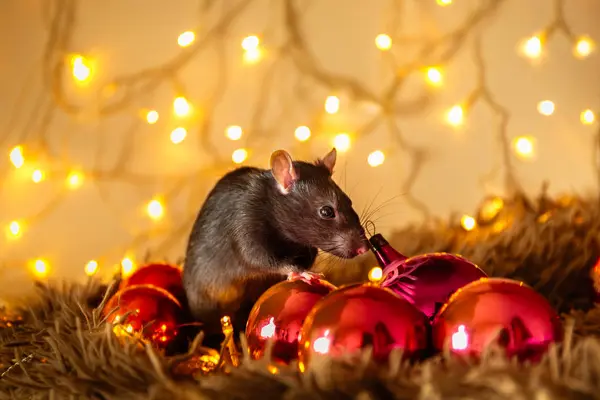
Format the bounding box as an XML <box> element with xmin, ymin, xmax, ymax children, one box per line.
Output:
<box><xmin>356</xmin><ymin>245</ymin><xmax>368</xmax><ymax>255</ymax></box>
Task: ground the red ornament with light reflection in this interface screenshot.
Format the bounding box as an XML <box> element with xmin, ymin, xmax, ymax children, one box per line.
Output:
<box><xmin>591</xmin><ymin>257</ymin><xmax>600</xmax><ymax>304</ymax></box>
<box><xmin>245</xmin><ymin>273</ymin><xmax>336</xmax><ymax>364</ymax></box>
<box><xmin>431</xmin><ymin>277</ymin><xmax>563</xmax><ymax>362</ymax></box>
<box><xmin>370</xmin><ymin>233</ymin><xmax>488</xmax><ymax>320</ymax></box>
<box><xmin>103</xmin><ymin>284</ymin><xmax>183</xmax><ymax>349</ymax></box>
<box><xmin>297</xmin><ymin>283</ymin><xmax>429</xmax><ymax>371</ymax></box>
<box><xmin>120</xmin><ymin>262</ymin><xmax>184</xmax><ymax>302</ymax></box>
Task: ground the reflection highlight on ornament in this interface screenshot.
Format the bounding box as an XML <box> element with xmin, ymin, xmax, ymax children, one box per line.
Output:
<box><xmin>312</xmin><ymin>329</ymin><xmax>331</xmax><ymax>354</ymax></box>
<box><xmin>451</xmin><ymin>325</ymin><xmax>468</xmax><ymax>351</ymax></box>
<box><xmin>260</xmin><ymin>317</ymin><xmax>276</xmax><ymax>339</ymax></box>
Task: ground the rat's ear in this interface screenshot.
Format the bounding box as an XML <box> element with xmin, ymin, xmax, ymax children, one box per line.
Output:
<box><xmin>270</xmin><ymin>150</ymin><xmax>297</xmax><ymax>194</ymax></box>
<box><xmin>319</xmin><ymin>147</ymin><xmax>337</xmax><ymax>175</ymax></box>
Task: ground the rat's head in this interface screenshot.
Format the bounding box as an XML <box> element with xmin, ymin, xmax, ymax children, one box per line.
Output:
<box><xmin>269</xmin><ymin>148</ymin><xmax>368</xmax><ymax>258</ymax></box>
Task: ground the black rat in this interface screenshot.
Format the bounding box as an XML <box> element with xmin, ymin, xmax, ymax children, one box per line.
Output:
<box><xmin>182</xmin><ymin>147</ymin><xmax>368</xmax><ymax>336</ymax></box>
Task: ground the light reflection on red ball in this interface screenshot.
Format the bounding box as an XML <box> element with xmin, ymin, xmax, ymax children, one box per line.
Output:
<box><xmin>432</xmin><ymin>277</ymin><xmax>563</xmax><ymax>362</ymax></box>
<box><xmin>297</xmin><ymin>284</ymin><xmax>429</xmax><ymax>371</ymax></box>
<box><xmin>245</xmin><ymin>276</ymin><xmax>336</xmax><ymax>364</ymax></box>
<box><xmin>103</xmin><ymin>284</ymin><xmax>183</xmax><ymax>348</ymax></box>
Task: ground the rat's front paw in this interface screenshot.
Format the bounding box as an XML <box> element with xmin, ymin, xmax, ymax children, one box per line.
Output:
<box><xmin>287</xmin><ymin>270</ymin><xmax>325</xmax><ymax>283</ymax></box>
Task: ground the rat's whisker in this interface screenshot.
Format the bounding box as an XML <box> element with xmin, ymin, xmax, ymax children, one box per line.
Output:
<box><xmin>359</xmin><ymin>186</ymin><xmax>384</xmax><ymax>223</ymax></box>
<box><xmin>347</xmin><ymin>181</ymin><xmax>362</xmax><ymax>199</ymax></box>
<box><xmin>366</xmin><ymin>194</ymin><xmax>403</xmax><ymax>217</ymax></box>
<box><xmin>367</xmin><ymin>211</ymin><xmax>404</xmax><ymax>225</ymax></box>
<box><xmin>361</xmin><ymin>198</ymin><xmax>392</xmax><ymax>224</ymax></box>
<box><xmin>342</xmin><ymin>159</ymin><xmax>349</xmax><ymax>192</ymax></box>
<box><xmin>360</xmin><ymin>194</ymin><xmax>404</xmax><ymax>226</ymax></box>
<box><xmin>317</xmin><ymin>254</ymin><xmax>340</xmax><ymax>273</ymax></box>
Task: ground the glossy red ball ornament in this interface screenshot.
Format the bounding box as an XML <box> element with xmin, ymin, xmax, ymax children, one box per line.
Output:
<box><xmin>380</xmin><ymin>253</ymin><xmax>488</xmax><ymax>320</ymax></box>
<box><xmin>103</xmin><ymin>284</ymin><xmax>183</xmax><ymax>349</ymax></box>
<box><xmin>120</xmin><ymin>263</ymin><xmax>184</xmax><ymax>302</ymax></box>
<box><xmin>245</xmin><ymin>274</ymin><xmax>336</xmax><ymax>364</ymax></box>
<box><xmin>297</xmin><ymin>283</ymin><xmax>429</xmax><ymax>371</ymax></box>
<box><xmin>432</xmin><ymin>277</ymin><xmax>563</xmax><ymax>361</ymax></box>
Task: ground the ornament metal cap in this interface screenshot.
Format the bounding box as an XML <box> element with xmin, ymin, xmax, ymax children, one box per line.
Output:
<box><xmin>368</xmin><ymin>233</ymin><xmax>389</xmax><ymax>249</ymax></box>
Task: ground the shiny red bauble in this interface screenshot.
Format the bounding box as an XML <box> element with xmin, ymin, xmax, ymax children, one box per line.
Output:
<box><xmin>297</xmin><ymin>283</ymin><xmax>429</xmax><ymax>371</ymax></box>
<box><xmin>103</xmin><ymin>284</ymin><xmax>183</xmax><ymax>349</ymax></box>
<box><xmin>432</xmin><ymin>277</ymin><xmax>563</xmax><ymax>361</ymax></box>
<box><xmin>245</xmin><ymin>274</ymin><xmax>336</xmax><ymax>364</ymax></box>
<box><xmin>381</xmin><ymin>253</ymin><xmax>488</xmax><ymax>320</ymax></box>
<box><xmin>120</xmin><ymin>263</ymin><xmax>184</xmax><ymax>302</ymax></box>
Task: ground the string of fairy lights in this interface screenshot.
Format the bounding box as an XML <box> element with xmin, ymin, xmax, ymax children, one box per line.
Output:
<box><xmin>2</xmin><ymin>0</ymin><xmax>598</xmax><ymax>283</ymax></box>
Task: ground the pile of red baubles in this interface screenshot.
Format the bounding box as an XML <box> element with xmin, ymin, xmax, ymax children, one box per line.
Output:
<box><xmin>245</xmin><ymin>233</ymin><xmax>564</xmax><ymax>370</ymax></box>
<box><xmin>101</xmin><ymin>262</ymin><xmax>187</xmax><ymax>350</ymax></box>
<box><xmin>101</xmin><ymin>234</ymin><xmax>563</xmax><ymax>370</ymax></box>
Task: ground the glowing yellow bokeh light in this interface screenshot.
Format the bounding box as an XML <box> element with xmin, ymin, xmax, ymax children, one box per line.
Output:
<box><xmin>368</xmin><ymin>266</ymin><xmax>383</xmax><ymax>282</ymax></box>
<box><xmin>243</xmin><ymin>48</ymin><xmax>262</xmax><ymax>64</ymax></box>
<box><xmin>537</xmin><ymin>100</ymin><xmax>555</xmax><ymax>116</ymax></box>
<box><xmin>9</xmin><ymin>146</ymin><xmax>24</xmax><ymax>169</ymax></box>
<box><xmin>67</xmin><ymin>171</ymin><xmax>83</xmax><ymax>188</ymax></box>
<box><xmin>425</xmin><ymin>67</ymin><xmax>443</xmax><ymax>86</ymax></box>
<box><xmin>70</xmin><ymin>55</ymin><xmax>92</xmax><ymax>83</ymax></box>
<box><xmin>232</xmin><ymin>149</ymin><xmax>248</xmax><ymax>164</ymax></box>
<box><xmin>177</xmin><ymin>31</ymin><xmax>196</xmax><ymax>47</ymax></box>
<box><xmin>460</xmin><ymin>215</ymin><xmax>476</xmax><ymax>231</ymax></box>
<box><xmin>581</xmin><ymin>109</ymin><xmax>596</xmax><ymax>125</ymax></box>
<box><xmin>147</xmin><ymin>199</ymin><xmax>164</xmax><ymax>220</ymax></box>
<box><xmin>226</xmin><ymin>125</ymin><xmax>243</xmax><ymax>141</ymax></box>
<box><xmin>85</xmin><ymin>260</ymin><xmax>98</xmax><ymax>276</ymax></box>
<box><xmin>241</xmin><ymin>35</ymin><xmax>260</xmax><ymax>51</ymax></box>
<box><xmin>294</xmin><ymin>126</ymin><xmax>311</xmax><ymax>142</ymax></box>
<box><xmin>173</xmin><ymin>97</ymin><xmax>191</xmax><ymax>117</ymax></box>
<box><xmin>325</xmin><ymin>96</ymin><xmax>340</xmax><ymax>114</ymax></box>
<box><xmin>436</xmin><ymin>0</ymin><xmax>452</xmax><ymax>5</ymax></box>
<box><xmin>446</xmin><ymin>105</ymin><xmax>464</xmax><ymax>126</ymax></box>
<box><xmin>513</xmin><ymin>136</ymin><xmax>535</xmax><ymax>158</ymax></box>
<box><xmin>170</xmin><ymin>127</ymin><xmax>187</xmax><ymax>144</ymax></box>
<box><xmin>333</xmin><ymin>133</ymin><xmax>351</xmax><ymax>153</ymax></box>
<box><xmin>146</xmin><ymin>110</ymin><xmax>159</xmax><ymax>124</ymax></box>
<box><xmin>32</xmin><ymin>169</ymin><xmax>44</xmax><ymax>183</ymax></box>
<box><xmin>367</xmin><ymin>150</ymin><xmax>385</xmax><ymax>167</ymax></box>
<box><xmin>522</xmin><ymin>35</ymin><xmax>543</xmax><ymax>59</ymax></box>
<box><xmin>33</xmin><ymin>259</ymin><xmax>48</xmax><ymax>277</ymax></box>
<box><xmin>7</xmin><ymin>221</ymin><xmax>21</xmax><ymax>238</ymax></box>
<box><xmin>121</xmin><ymin>257</ymin><xmax>135</xmax><ymax>277</ymax></box>
<box><xmin>480</xmin><ymin>197</ymin><xmax>504</xmax><ymax>222</ymax></box>
<box><xmin>574</xmin><ymin>36</ymin><xmax>594</xmax><ymax>58</ymax></box>
<box><xmin>375</xmin><ymin>34</ymin><xmax>392</xmax><ymax>51</ymax></box>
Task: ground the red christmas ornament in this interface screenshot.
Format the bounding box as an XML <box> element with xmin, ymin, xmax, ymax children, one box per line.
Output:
<box><xmin>297</xmin><ymin>283</ymin><xmax>429</xmax><ymax>371</ymax></box>
<box><xmin>103</xmin><ymin>284</ymin><xmax>183</xmax><ymax>349</ymax></box>
<box><xmin>245</xmin><ymin>273</ymin><xmax>336</xmax><ymax>364</ymax></box>
<box><xmin>592</xmin><ymin>257</ymin><xmax>600</xmax><ymax>304</ymax></box>
<box><xmin>370</xmin><ymin>233</ymin><xmax>487</xmax><ymax>320</ymax></box>
<box><xmin>432</xmin><ymin>277</ymin><xmax>563</xmax><ymax>362</ymax></box>
<box><xmin>380</xmin><ymin>253</ymin><xmax>488</xmax><ymax>320</ymax></box>
<box><xmin>120</xmin><ymin>263</ymin><xmax>184</xmax><ymax>302</ymax></box>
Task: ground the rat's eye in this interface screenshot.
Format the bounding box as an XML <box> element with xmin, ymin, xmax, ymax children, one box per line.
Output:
<box><xmin>319</xmin><ymin>205</ymin><xmax>336</xmax><ymax>219</ymax></box>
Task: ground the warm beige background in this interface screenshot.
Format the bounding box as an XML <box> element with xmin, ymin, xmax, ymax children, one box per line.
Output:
<box><xmin>1</xmin><ymin>0</ymin><xmax>599</xmax><ymax>302</ymax></box>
